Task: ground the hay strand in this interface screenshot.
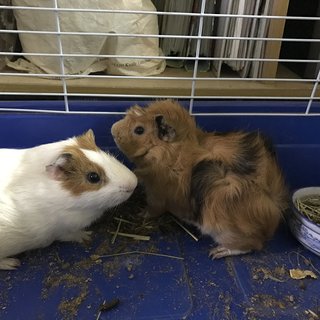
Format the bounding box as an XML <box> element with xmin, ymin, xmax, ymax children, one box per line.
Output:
<box><xmin>295</xmin><ymin>195</ymin><xmax>320</xmax><ymax>224</ymax></box>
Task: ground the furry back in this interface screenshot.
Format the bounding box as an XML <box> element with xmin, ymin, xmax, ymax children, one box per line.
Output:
<box><xmin>111</xmin><ymin>100</ymin><xmax>288</xmax><ymax>258</ymax></box>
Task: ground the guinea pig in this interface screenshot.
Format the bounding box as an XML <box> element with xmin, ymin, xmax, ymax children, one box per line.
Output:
<box><xmin>0</xmin><ymin>129</ymin><xmax>137</xmax><ymax>270</ymax></box>
<box><xmin>111</xmin><ymin>100</ymin><xmax>288</xmax><ymax>259</ymax></box>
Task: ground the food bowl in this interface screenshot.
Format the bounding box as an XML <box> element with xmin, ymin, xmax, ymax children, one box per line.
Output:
<box><xmin>288</xmin><ymin>187</ymin><xmax>320</xmax><ymax>256</ymax></box>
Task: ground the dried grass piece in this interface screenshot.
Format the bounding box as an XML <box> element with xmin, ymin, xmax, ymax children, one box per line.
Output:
<box><xmin>288</xmin><ymin>251</ymin><xmax>320</xmax><ymax>275</ymax></box>
<box><xmin>96</xmin><ymin>251</ymin><xmax>184</xmax><ymax>260</ymax></box>
<box><xmin>95</xmin><ymin>299</ymin><xmax>105</xmax><ymax>320</ymax></box>
<box><xmin>170</xmin><ymin>216</ymin><xmax>199</xmax><ymax>241</ymax></box>
<box><xmin>111</xmin><ymin>219</ymin><xmax>122</xmax><ymax>244</ymax></box>
<box><xmin>289</xmin><ymin>268</ymin><xmax>318</xmax><ymax>280</ymax></box>
<box><xmin>295</xmin><ymin>195</ymin><xmax>320</xmax><ymax>224</ymax></box>
<box><xmin>109</xmin><ymin>231</ymin><xmax>150</xmax><ymax>241</ymax></box>
<box><xmin>305</xmin><ymin>309</ymin><xmax>319</xmax><ymax>319</ymax></box>
<box><xmin>114</xmin><ymin>217</ymin><xmax>136</xmax><ymax>225</ymax></box>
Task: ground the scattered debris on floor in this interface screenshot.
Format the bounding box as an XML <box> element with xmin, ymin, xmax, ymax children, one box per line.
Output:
<box><xmin>252</xmin><ymin>266</ymin><xmax>287</xmax><ymax>282</ymax></box>
<box><xmin>1</xmin><ymin>186</ymin><xmax>320</xmax><ymax>319</ymax></box>
<box><xmin>305</xmin><ymin>309</ymin><xmax>319</xmax><ymax>319</ymax></box>
<box><xmin>96</xmin><ymin>298</ymin><xmax>120</xmax><ymax>320</ymax></box>
<box><xmin>289</xmin><ymin>268</ymin><xmax>318</xmax><ymax>280</ymax></box>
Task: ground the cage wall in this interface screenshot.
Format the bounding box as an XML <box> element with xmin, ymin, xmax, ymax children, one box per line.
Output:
<box><xmin>0</xmin><ymin>0</ymin><xmax>320</xmax><ymax>189</ymax></box>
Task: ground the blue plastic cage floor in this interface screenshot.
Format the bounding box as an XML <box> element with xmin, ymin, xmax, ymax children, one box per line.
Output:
<box><xmin>1</xmin><ymin>100</ymin><xmax>320</xmax><ymax>319</ymax></box>
<box><xmin>0</xmin><ymin>187</ymin><xmax>319</xmax><ymax>320</ymax></box>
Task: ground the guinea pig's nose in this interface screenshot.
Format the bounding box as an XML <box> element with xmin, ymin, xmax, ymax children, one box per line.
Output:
<box><xmin>122</xmin><ymin>176</ymin><xmax>138</xmax><ymax>193</ymax></box>
<box><xmin>120</xmin><ymin>184</ymin><xmax>136</xmax><ymax>194</ymax></box>
<box><xmin>111</xmin><ymin>130</ymin><xmax>120</xmax><ymax>142</ymax></box>
<box><xmin>111</xmin><ymin>123</ymin><xmax>118</xmax><ymax>136</ymax></box>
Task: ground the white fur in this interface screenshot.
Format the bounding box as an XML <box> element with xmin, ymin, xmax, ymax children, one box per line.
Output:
<box><xmin>0</xmin><ymin>136</ymin><xmax>137</xmax><ymax>270</ymax></box>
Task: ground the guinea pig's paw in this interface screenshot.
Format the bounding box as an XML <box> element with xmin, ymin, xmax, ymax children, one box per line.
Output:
<box><xmin>60</xmin><ymin>230</ymin><xmax>92</xmax><ymax>244</ymax></box>
<box><xmin>77</xmin><ymin>231</ymin><xmax>93</xmax><ymax>244</ymax></box>
<box><xmin>0</xmin><ymin>258</ymin><xmax>21</xmax><ymax>270</ymax></box>
<box><xmin>209</xmin><ymin>246</ymin><xmax>250</xmax><ymax>259</ymax></box>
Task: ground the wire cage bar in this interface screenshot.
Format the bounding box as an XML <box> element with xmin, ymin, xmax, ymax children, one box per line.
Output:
<box><xmin>0</xmin><ymin>0</ymin><xmax>319</xmax><ymax>115</ymax></box>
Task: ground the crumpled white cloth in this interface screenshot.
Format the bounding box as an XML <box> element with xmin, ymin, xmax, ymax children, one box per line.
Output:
<box><xmin>10</xmin><ymin>0</ymin><xmax>165</xmax><ymax>76</ymax></box>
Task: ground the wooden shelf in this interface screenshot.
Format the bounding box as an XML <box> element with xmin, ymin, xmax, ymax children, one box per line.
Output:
<box><xmin>2</xmin><ymin>0</ymin><xmax>310</xmax><ymax>100</ymax></box>
<box><xmin>1</xmin><ymin>0</ymin><xmax>310</xmax><ymax>100</ymax></box>
<box><xmin>0</xmin><ymin>65</ymin><xmax>316</xmax><ymax>99</ymax></box>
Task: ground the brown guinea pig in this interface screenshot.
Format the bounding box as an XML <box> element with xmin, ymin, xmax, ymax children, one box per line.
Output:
<box><xmin>111</xmin><ymin>100</ymin><xmax>289</xmax><ymax>258</ymax></box>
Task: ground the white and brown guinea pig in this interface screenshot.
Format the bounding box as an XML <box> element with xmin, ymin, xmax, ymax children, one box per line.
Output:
<box><xmin>111</xmin><ymin>100</ymin><xmax>288</xmax><ymax>259</ymax></box>
<box><xmin>0</xmin><ymin>129</ymin><xmax>137</xmax><ymax>270</ymax></box>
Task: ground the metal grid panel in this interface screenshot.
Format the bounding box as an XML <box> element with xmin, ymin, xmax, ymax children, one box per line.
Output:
<box><xmin>0</xmin><ymin>0</ymin><xmax>319</xmax><ymax>115</ymax></box>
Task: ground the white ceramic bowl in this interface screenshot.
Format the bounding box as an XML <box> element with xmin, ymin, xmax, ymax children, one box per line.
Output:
<box><xmin>288</xmin><ymin>187</ymin><xmax>320</xmax><ymax>256</ymax></box>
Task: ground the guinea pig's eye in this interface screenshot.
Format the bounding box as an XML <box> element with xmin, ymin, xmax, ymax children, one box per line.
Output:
<box><xmin>86</xmin><ymin>172</ymin><xmax>101</xmax><ymax>184</ymax></box>
<box><xmin>134</xmin><ymin>126</ymin><xmax>145</xmax><ymax>135</ymax></box>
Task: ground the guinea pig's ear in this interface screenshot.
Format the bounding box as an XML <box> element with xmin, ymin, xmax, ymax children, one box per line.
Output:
<box><xmin>46</xmin><ymin>153</ymin><xmax>72</xmax><ymax>181</ymax></box>
<box><xmin>75</xmin><ymin>129</ymin><xmax>99</xmax><ymax>150</ymax></box>
<box><xmin>84</xmin><ymin>129</ymin><xmax>95</xmax><ymax>141</ymax></box>
<box><xmin>128</xmin><ymin>105</ymin><xmax>145</xmax><ymax>116</ymax></box>
<box><xmin>155</xmin><ymin>115</ymin><xmax>176</xmax><ymax>142</ymax></box>
<box><xmin>79</xmin><ymin>129</ymin><xmax>95</xmax><ymax>144</ymax></box>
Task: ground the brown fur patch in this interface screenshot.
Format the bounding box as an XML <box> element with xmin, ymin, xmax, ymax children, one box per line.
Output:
<box><xmin>75</xmin><ymin>129</ymin><xmax>99</xmax><ymax>151</ymax></box>
<box><xmin>58</xmin><ymin>146</ymin><xmax>107</xmax><ymax>196</ymax></box>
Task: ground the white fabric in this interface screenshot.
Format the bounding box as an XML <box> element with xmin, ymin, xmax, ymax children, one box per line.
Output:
<box><xmin>11</xmin><ymin>0</ymin><xmax>165</xmax><ymax>76</ymax></box>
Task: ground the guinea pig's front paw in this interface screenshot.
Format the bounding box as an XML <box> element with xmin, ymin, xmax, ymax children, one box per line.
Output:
<box><xmin>209</xmin><ymin>246</ymin><xmax>251</xmax><ymax>259</ymax></box>
<box><xmin>59</xmin><ymin>230</ymin><xmax>92</xmax><ymax>244</ymax></box>
<box><xmin>0</xmin><ymin>258</ymin><xmax>21</xmax><ymax>270</ymax></box>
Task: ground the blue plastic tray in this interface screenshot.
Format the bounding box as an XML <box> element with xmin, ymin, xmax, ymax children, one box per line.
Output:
<box><xmin>0</xmin><ymin>100</ymin><xmax>320</xmax><ymax>319</ymax></box>
<box><xmin>0</xmin><ymin>218</ymin><xmax>319</xmax><ymax>320</ymax></box>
